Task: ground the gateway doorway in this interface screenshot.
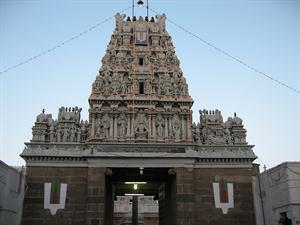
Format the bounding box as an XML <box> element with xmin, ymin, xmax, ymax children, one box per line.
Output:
<box><xmin>104</xmin><ymin>168</ymin><xmax>176</xmax><ymax>225</ymax></box>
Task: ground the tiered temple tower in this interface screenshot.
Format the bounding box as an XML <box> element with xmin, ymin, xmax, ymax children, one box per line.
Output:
<box><xmin>88</xmin><ymin>13</ymin><xmax>193</xmax><ymax>143</ymax></box>
<box><xmin>21</xmin><ymin>13</ymin><xmax>257</xmax><ymax>225</ymax></box>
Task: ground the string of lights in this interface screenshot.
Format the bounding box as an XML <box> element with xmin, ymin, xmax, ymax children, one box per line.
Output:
<box><xmin>149</xmin><ymin>7</ymin><xmax>300</xmax><ymax>95</ymax></box>
<box><xmin>0</xmin><ymin>6</ymin><xmax>132</xmax><ymax>76</ymax></box>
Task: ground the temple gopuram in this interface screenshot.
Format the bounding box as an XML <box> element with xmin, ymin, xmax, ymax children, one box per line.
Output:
<box><xmin>21</xmin><ymin>11</ymin><xmax>257</xmax><ymax>225</ymax></box>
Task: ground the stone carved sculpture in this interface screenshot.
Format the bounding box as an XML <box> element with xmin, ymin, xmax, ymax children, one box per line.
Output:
<box><xmin>95</xmin><ymin>114</ymin><xmax>110</xmax><ymax>140</ymax></box>
<box><xmin>95</xmin><ymin>118</ymin><xmax>105</xmax><ymax>139</ymax></box>
<box><xmin>29</xmin><ymin>14</ymin><xmax>194</xmax><ymax>144</ymax></box>
<box><xmin>117</xmin><ymin>114</ymin><xmax>127</xmax><ymax>138</ymax></box>
<box><xmin>32</xmin><ymin>129</ymin><xmax>46</xmax><ymax>142</ymax></box>
<box><xmin>156</xmin><ymin>114</ymin><xmax>165</xmax><ymax>139</ymax></box>
<box><xmin>33</xmin><ymin>13</ymin><xmax>192</xmax><ymax>143</ymax></box>
<box><xmin>29</xmin><ymin>15</ymin><xmax>250</xmax><ymax>147</ymax></box>
<box><xmin>172</xmin><ymin>115</ymin><xmax>181</xmax><ymax>140</ymax></box>
<box><xmin>36</xmin><ymin>109</ymin><xmax>53</xmax><ymax>123</ymax></box>
<box><xmin>193</xmin><ymin>109</ymin><xmax>247</xmax><ymax>145</ymax></box>
<box><xmin>31</xmin><ymin>107</ymin><xmax>88</xmax><ymax>143</ymax></box>
<box><xmin>115</xmin><ymin>13</ymin><xmax>126</xmax><ymax>34</ymax></box>
<box><xmin>58</xmin><ymin>107</ymin><xmax>82</xmax><ymax>123</ymax></box>
<box><xmin>135</xmin><ymin>112</ymin><xmax>148</xmax><ymax>140</ymax></box>
<box><xmin>156</xmin><ymin>14</ymin><xmax>166</xmax><ymax>34</ymax></box>
<box><xmin>91</xmin><ymin>13</ymin><xmax>191</xmax><ymax>99</ymax></box>
<box><xmin>200</xmin><ymin>109</ymin><xmax>223</xmax><ymax>124</ymax></box>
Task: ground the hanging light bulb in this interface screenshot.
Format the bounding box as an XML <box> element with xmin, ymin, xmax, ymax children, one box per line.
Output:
<box><xmin>137</xmin><ymin>0</ymin><xmax>144</xmax><ymax>6</ymax></box>
<box><xmin>139</xmin><ymin>167</ymin><xmax>144</xmax><ymax>175</ymax></box>
<box><xmin>133</xmin><ymin>183</ymin><xmax>138</xmax><ymax>190</ymax></box>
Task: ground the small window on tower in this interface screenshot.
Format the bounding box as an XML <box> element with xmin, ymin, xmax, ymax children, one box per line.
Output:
<box><xmin>139</xmin><ymin>57</ymin><xmax>144</xmax><ymax>66</ymax></box>
<box><xmin>139</xmin><ymin>82</ymin><xmax>144</xmax><ymax>94</ymax></box>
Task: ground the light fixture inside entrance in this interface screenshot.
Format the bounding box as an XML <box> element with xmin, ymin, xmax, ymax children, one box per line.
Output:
<box><xmin>124</xmin><ymin>182</ymin><xmax>147</xmax><ymax>184</ymax></box>
<box><xmin>125</xmin><ymin>193</ymin><xmax>144</xmax><ymax>196</ymax></box>
<box><xmin>125</xmin><ymin>181</ymin><xmax>147</xmax><ymax>191</ymax></box>
<box><xmin>139</xmin><ymin>167</ymin><xmax>144</xmax><ymax>175</ymax></box>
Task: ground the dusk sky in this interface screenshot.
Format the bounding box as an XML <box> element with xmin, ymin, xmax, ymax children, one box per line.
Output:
<box><xmin>0</xmin><ymin>0</ymin><xmax>299</xmax><ymax>169</ymax></box>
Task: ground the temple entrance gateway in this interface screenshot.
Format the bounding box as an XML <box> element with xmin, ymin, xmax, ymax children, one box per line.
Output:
<box><xmin>105</xmin><ymin>168</ymin><xmax>175</xmax><ymax>225</ymax></box>
<box><xmin>21</xmin><ymin>8</ymin><xmax>257</xmax><ymax>225</ymax></box>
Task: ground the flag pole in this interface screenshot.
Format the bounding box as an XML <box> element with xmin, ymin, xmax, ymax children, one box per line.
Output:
<box><xmin>147</xmin><ymin>0</ymin><xmax>149</xmax><ymax>17</ymax></box>
<box><xmin>132</xmin><ymin>0</ymin><xmax>135</xmax><ymax>18</ymax></box>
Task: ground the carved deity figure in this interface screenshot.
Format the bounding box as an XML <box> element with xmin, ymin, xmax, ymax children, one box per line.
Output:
<box><xmin>56</xmin><ymin>128</ymin><xmax>62</xmax><ymax>142</ymax></box>
<box><xmin>165</xmin><ymin>51</ymin><xmax>174</xmax><ymax>65</ymax></box>
<box><xmin>80</xmin><ymin>121</ymin><xmax>88</xmax><ymax>142</ymax></box>
<box><xmin>145</xmin><ymin>80</ymin><xmax>152</xmax><ymax>94</ymax></box>
<box><xmin>96</xmin><ymin>118</ymin><xmax>105</xmax><ymax>139</ymax></box>
<box><xmin>172</xmin><ymin>72</ymin><xmax>180</xmax><ymax>95</ymax></box>
<box><xmin>49</xmin><ymin>124</ymin><xmax>56</xmax><ymax>142</ymax></box>
<box><xmin>151</xmin><ymin>23</ymin><xmax>159</xmax><ymax>33</ymax></box>
<box><xmin>172</xmin><ymin>115</ymin><xmax>181</xmax><ymax>139</ymax></box>
<box><xmin>111</xmin><ymin>71</ymin><xmax>121</xmax><ymax>94</ymax></box>
<box><xmin>156</xmin><ymin>14</ymin><xmax>166</xmax><ymax>34</ymax></box>
<box><xmin>195</xmin><ymin>123</ymin><xmax>202</xmax><ymax>143</ymax></box>
<box><xmin>199</xmin><ymin>110</ymin><xmax>206</xmax><ymax>124</ymax></box>
<box><xmin>117</xmin><ymin>114</ymin><xmax>127</xmax><ymax>138</ymax></box>
<box><xmin>156</xmin><ymin>114</ymin><xmax>165</xmax><ymax>139</ymax></box>
<box><xmin>95</xmin><ymin>114</ymin><xmax>110</xmax><ymax>139</ymax></box>
<box><xmin>215</xmin><ymin>109</ymin><xmax>223</xmax><ymax>123</ymax></box>
<box><xmin>173</xmin><ymin>122</ymin><xmax>181</xmax><ymax>139</ymax></box>
<box><xmin>135</xmin><ymin>112</ymin><xmax>148</xmax><ymax>139</ymax></box>
<box><xmin>62</xmin><ymin>127</ymin><xmax>69</xmax><ymax>142</ymax></box>
<box><xmin>224</xmin><ymin>128</ymin><xmax>233</xmax><ymax>145</ymax></box>
<box><xmin>163</xmin><ymin>73</ymin><xmax>172</xmax><ymax>96</ymax></box>
<box><xmin>70</xmin><ymin>128</ymin><xmax>76</xmax><ymax>142</ymax></box>
<box><xmin>102</xmin><ymin>71</ymin><xmax>112</xmax><ymax>94</ymax></box>
<box><xmin>115</xmin><ymin>13</ymin><xmax>125</xmax><ymax>34</ymax></box>
<box><xmin>102</xmin><ymin>115</ymin><xmax>110</xmax><ymax>139</ymax></box>
<box><xmin>181</xmin><ymin>78</ymin><xmax>189</xmax><ymax>96</ymax></box>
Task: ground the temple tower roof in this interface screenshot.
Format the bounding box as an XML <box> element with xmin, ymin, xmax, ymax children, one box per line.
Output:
<box><xmin>88</xmin><ymin>13</ymin><xmax>194</xmax><ymax>143</ymax></box>
<box><xmin>25</xmin><ymin>12</ymin><xmax>250</xmax><ymax>149</ymax></box>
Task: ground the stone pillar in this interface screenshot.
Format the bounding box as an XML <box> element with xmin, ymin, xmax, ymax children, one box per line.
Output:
<box><xmin>187</xmin><ymin>115</ymin><xmax>192</xmax><ymax>141</ymax></box>
<box><xmin>181</xmin><ymin>116</ymin><xmax>186</xmax><ymax>140</ymax></box>
<box><xmin>164</xmin><ymin>116</ymin><xmax>168</xmax><ymax>139</ymax></box>
<box><xmin>91</xmin><ymin>114</ymin><xmax>95</xmax><ymax>138</ymax></box>
<box><xmin>131</xmin><ymin>116</ymin><xmax>135</xmax><ymax>136</ymax></box>
<box><xmin>86</xmin><ymin>167</ymin><xmax>106</xmax><ymax>225</ymax></box>
<box><xmin>113</xmin><ymin>116</ymin><xmax>118</xmax><ymax>139</ymax></box>
<box><xmin>168</xmin><ymin>117</ymin><xmax>172</xmax><ymax>139</ymax></box>
<box><xmin>152</xmin><ymin>115</ymin><xmax>156</xmax><ymax>139</ymax></box>
<box><xmin>132</xmin><ymin>196</ymin><xmax>138</xmax><ymax>225</ymax></box>
<box><xmin>175</xmin><ymin>168</ymin><xmax>196</xmax><ymax>225</ymax></box>
<box><xmin>148</xmin><ymin>114</ymin><xmax>152</xmax><ymax>137</ymax></box>
<box><xmin>126</xmin><ymin>115</ymin><xmax>131</xmax><ymax>138</ymax></box>
<box><xmin>109</xmin><ymin>115</ymin><xmax>114</xmax><ymax>139</ymax></box>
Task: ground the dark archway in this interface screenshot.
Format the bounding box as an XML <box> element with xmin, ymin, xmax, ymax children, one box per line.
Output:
<box><xmin>105</xmin><ymin>168</ymin><xmax>176</xmax><ymax>225</ymax></box>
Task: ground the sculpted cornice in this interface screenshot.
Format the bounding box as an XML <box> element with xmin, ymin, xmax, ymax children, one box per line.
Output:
<box><xmin>21</xmin><ymin>142</ymin><xmax>256</xmax><ymax>168</ymax></box>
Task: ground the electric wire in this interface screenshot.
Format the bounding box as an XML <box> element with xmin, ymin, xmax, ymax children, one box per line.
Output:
<box><xmin>0</xmin><ymin>6</ymin><xmax>132</xmax><ymax>76</ymax></box>
<box><xmin>149</xmin><ymin>7</ymin><xmax>300</xmax><ymax>95</ymax></box>
<box><xmin>2</xmin><ymin>6</ymin><xmax>298</xmax><ymax>95</ymax></box>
